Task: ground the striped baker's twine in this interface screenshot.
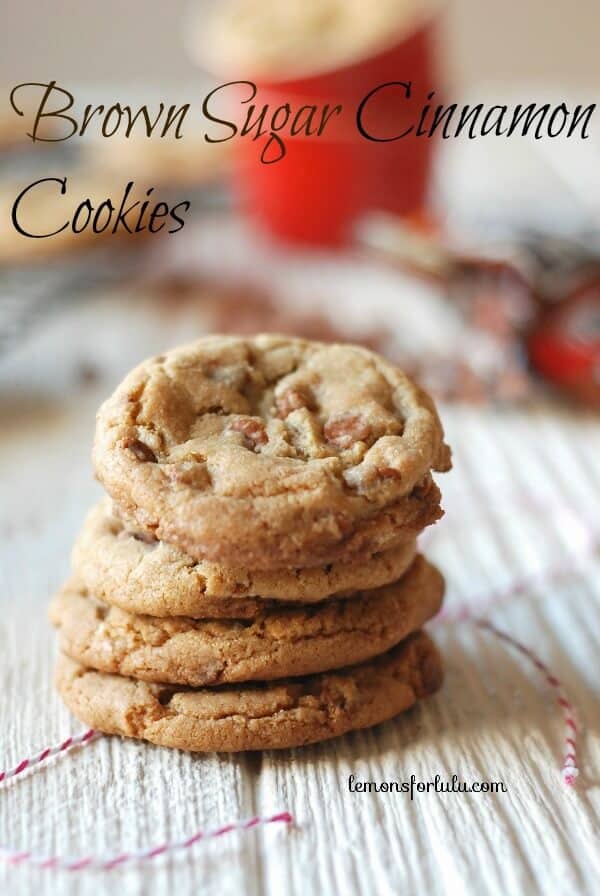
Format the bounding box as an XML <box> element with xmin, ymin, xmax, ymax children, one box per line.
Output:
<box><xmin>0</xmin><ymin>726</ymin><xmax>293</xmax><ymax>869</ymax></box>
<box><xmin>474</xmin><ymin>620</ymin><xmax>579</xmax><ymax>786</ymax></box>
<box><xmin>0</xmin><ymin>728</ymin><xmax>293</xmax><ymax>871</ymax></box>
<box><xmin>0</xmin><ymin>811</ymin><xmax>293</xmax><ymax>871</ymax></box>
<box><xmin>0</xmin><ymin>728</ymin><xmax>98</xmax><ymax>784</ymax></box>
<box><xmin>433</xmin><ymin>516</ymin><xmax>595</xmax><ymax>786</ymax></box>
<box><xmin>431</xmin><ymin>545</ymin><xmax>590</xmax><ymax>788</ymax></box>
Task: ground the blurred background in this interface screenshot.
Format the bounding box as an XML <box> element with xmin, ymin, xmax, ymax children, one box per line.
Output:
<box><xmin>3</xmin><ymin>0</ymin><xmax>600</xmax><ymax>88</ymax></box>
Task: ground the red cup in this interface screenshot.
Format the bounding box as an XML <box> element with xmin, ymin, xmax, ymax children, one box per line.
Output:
<box><xmin>221</xmin><ymin>5</ymin><xmax>443</xmax><ymax>246</ymax></box>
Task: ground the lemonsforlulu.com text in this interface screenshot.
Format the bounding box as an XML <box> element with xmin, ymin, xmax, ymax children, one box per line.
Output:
<box><xmin>348</xmin><ymin>774</ymin><xmax>508</xmax><ymax>799</ymax></box>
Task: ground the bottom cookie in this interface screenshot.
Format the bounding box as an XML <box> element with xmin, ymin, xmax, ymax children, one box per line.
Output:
<box><xmin>55</xmin><ymin>631</ymin><xmax>442</xmax><ymax>752</ymax></box>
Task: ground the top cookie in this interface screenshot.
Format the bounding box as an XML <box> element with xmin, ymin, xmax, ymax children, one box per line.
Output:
<box><xmin>94</xmin><ymin>335</ymin><xmax>451</xmax><ymax>568</ymax></box>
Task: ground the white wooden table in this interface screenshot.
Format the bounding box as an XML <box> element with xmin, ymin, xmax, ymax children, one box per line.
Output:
<box><xmin>0</xmin><ymin>201</ymin><xmax>599</xmax><ymax>894</ymax></box>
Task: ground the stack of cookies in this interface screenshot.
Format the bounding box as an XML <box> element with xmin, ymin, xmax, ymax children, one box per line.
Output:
<box><xmin>52</xmin><ymin>335</ymin><xmax>451</xmax><ymax>752</ymax></box>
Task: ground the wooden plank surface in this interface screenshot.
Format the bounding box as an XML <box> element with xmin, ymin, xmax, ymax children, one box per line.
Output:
<box><xmin>0</xmin><ymin>233</ymin><xmax>598</xmax><ymax>896</ymax></box>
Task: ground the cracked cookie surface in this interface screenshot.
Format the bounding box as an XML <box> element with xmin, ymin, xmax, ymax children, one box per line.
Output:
<box><xmin>72</xmin><ymin>499</ymin><xmax>419</xmax><ymax>617</ymax></box>
<box><xmin>54</xmin><ymin>631</ymin><xmax>442</xmax><ymax>751</ymax></box>
<box><xmin>51</xmin><ymin>556</ymin><xmax>444</xmax><ymax>684</ymax></box>
<box><xmin>93</xmin><ymin>335</ymin><xmax>451</xmax><ymax>568</ymax></box>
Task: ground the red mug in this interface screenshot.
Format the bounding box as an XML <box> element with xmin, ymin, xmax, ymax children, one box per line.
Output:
<box><xmin>200</xmin><ymin>3</ymin><xmax>443</xmax><ymax>246</ymax></box>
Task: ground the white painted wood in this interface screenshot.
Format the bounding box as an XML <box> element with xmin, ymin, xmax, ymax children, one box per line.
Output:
<box><xmin>0</xmin><ymin>224</ymin><xmax>598</xmax><ymax>896</ymax></box>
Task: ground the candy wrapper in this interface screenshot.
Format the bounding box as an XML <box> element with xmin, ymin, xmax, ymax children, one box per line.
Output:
<box><xmin>358</xmin><ymin>213</ymin><xmax>600</xmax><ymax>408</ymax></box>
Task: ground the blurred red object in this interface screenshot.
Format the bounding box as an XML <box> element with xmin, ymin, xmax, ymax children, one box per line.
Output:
<box><xmin>357</xmin><ymin>212</ymin><xmax>600</xmax><ymax>407</ymax></box>
<box><xmin>232</xmin><ymin>11</ymin><xmax>441</xmax><ymax>246</ymax></box>
<box><xmin>528</xmin><ymin>277</ymin><xmax>600</xmax><ymax>409</ymax></box>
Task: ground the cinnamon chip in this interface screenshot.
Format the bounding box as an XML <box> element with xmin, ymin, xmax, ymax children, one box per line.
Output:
<box><xmin>275</xmin><ymin>387</ymin><xmax>316</xmax><ymax>418</ymax></box>
<box><xmin>123</xmin><ymin>438</ymin><xmax>157</xmax><ymax>463</ymax></box>
<box><xmin>229</xmin><ymin>417</ymin><xmax>268</xmax><ymax>450</ymax></box>
<box><xmin>132</xmin><ymin>530</ymin><xmax>159</xmax><ymax>545</ymax></box>
<box><xmin>324</xmin><ymin>414</ymin><xmax>371</xmax><ymax>450</ymax></box>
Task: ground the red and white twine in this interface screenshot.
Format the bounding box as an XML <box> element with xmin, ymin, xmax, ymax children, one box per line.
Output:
<box><xmin>0</xmin><ymin>728</ymin><xmax>98</xmax><ymax>785</ymax></box>
<box><xmin>474</xmin><ymin>620</ymin><xmax>579</xmax><ymax>787</ymax></box>
<box><xmin>430</xmin><ymin>511</ymin><xmax>596</xmax><ymax>790</ymax></box>
<box><xmin>0</xmin><ymin>724</ymin><xmax>293</xmax><ymax>869</ymax></box>
<box><xmin>0</xmin><ymin>807</ymin><xmax>293</xmax><ymax>871</ymax></box>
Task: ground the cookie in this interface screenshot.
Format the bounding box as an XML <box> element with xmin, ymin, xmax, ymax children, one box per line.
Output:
<box><xmin>87</xmin><ymin>130</ymin><xmax>230</xmax><ymax>189</ymax></box>
<box><xmin>72</xmin><ymin>499</ymin><xmax>418</xmax><ymax>617</ymax></box>
<box><xmin>54</xmin><ymin>630</ymin><xmax>442</xmax><ymax>752</ymax></box>
<box><xmin>93</xmin><ymin>335</ymin><xmax>451</xmax><ymax>568</ymax></box>
<box><xmin>50</xmin><ymin>555</ymin><xmax>443</xmax><ymax>685</ymax></box>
